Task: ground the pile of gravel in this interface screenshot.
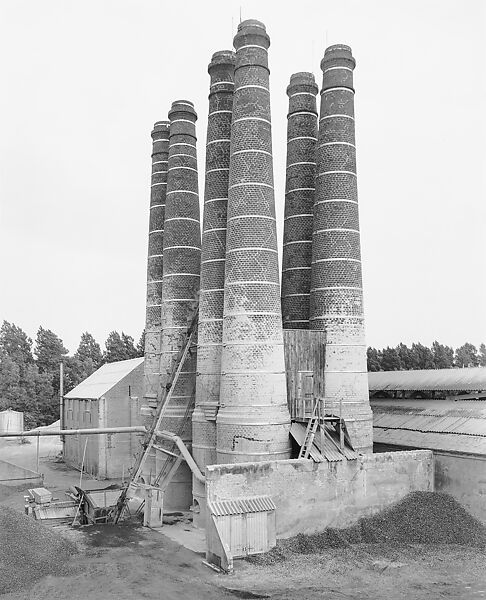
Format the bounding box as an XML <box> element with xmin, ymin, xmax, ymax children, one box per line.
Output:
<box><xmin>248</xmin><ymin>492</ymin><xmax>486</xmax><ymax>565</ymax></box>
<box><xmin>0</xmin><ymin>506</ymin><xmax>78</xmax><ymax>593</ymax></box>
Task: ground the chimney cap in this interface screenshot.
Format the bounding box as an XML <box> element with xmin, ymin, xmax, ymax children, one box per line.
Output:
<box><xmin>209</xmin><ymin>50</ymin><xmax>236</xmax><ymax>72</ymax></box>
<box><xmin>287</xmin><ymin>72</ymin><xmax>318</xmax><ymax>96</ymax></box>
<box><xmin>151</xmin><ymin>120</ymin><xmax>170</xmax><ymax>138</ymax></box>
<box><xmin>153</xmin><ymin>120</ymin><xmax>170</xmax><ymax>130</ymax></box>
<box><xmin>320</xmin><ymin>44</ymin><xmax>355</xmax><ymax>70</ymax></box>
<box><xmin>234</xmin><ymin>18</ymin><xmax>270</xmax><ymax>50</ymax></box>
<box><xmin>168</xmin><ymin>100</ymin><xmax>197</xmax><ymax>120</ymax></box>
<box><xmin>237</xmin><ymin>18</ymin><xmax>266</xmax><ymax>31</ymax></box>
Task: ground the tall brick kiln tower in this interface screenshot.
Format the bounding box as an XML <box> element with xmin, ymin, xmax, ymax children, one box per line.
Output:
<box><xmin>158</xmin><ymin>100</ymin><xmax>201</xmax><ymax>508</ymax></box>
<box><xmin>281</xmin><ymin>73</ymin><xmax>318</xmax><ymax>329</ymax></box>
<box><xmin>310</xmin><ymin>45</ymin><xmax>373</xmax><ymax>453</ymax></box>
<box><xmin>193</xmin><ymin>51</ymin><xmax>235</xmax><ymax>514</ymax></box>
<box><xmin>216</xmin><ymin>20</ymin><xmax>291</xmax><ymax>463</ymax></box>
<box><xmin>143</xmin><ymin>121</ymin><xmax>169</xmax><ymax>405</ymax></box>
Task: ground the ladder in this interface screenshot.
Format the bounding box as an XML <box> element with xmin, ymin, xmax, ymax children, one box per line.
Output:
<box><xmin>298</xmin><ymin>400</ymin><xmax>321</xmax><ymax>459</ymax></box>
<box><xmin>111</xmin><ymin>307</ymin><xmax>199</xmax><ymax>523</ymax></box>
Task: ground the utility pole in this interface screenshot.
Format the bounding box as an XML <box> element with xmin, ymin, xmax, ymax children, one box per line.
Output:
<box><xmin>59</xmin><ymin>362</ymin><xmax>64</xmax><ymax>452</ymax></box>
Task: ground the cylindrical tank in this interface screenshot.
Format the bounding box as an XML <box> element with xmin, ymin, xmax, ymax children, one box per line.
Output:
<box><xmin>281</xmin><ymin>72</ymin><xmax>318</xmax><ymax>329</ymax></box>
<box><xmin>310</xmin><ymin>45</ymin><xmax>373</xmax><ymax>453</ymax></box>
<box><xmin>193</xmin><ymin>50</ymin><xmax>235</xmax><ymax>523</ymax></box>
<box><xmin>0</xmin><ymin>409</ymin><xmax>24</xmax><ymax>433</ymax></box>
<box><xmin>216</xmin><ymin>20</ymin><xmax>291</xmax><ymax>463</ymax></box>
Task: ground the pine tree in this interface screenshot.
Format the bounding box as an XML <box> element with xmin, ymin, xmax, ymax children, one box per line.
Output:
<box><xmin>410</xmin><ymin>343</ymin><xmax>435</xmax><ymax>370</ymax></box>
<box><xmin>455</xmin><ymin>343</ymin><xmax>479</xmax><ymax>368</ymax></box>
<box><xmin>0</xmin><ymin>321</ymin><xmax>34</xmax><ymax>367</ymax></box>
<box><xmin>34</xmin><ymin>326</ymin><xmax>68</xmax><ymax>374</ymax></box>
<box><xmin>396</xmin><ymin>343</ymin><xmax>413</xmax><ymax>370</ymax></box>
<box><xmin>381</xmin><ymin>347</ymin><xmax>401</xmax><ymax>371</ymax></box>
<box><xmin>432</xmin><ymin>341</ymin><xmax>454</xmax><ymax>369</ymax></box>
<box><xmin>367</xmin><ymin>347</ymin><xmax>382</xmax><ymax>371</ymax></box>
<box><xmin>479</xmin><ymin>343</ymin><xmax>486</xmax><ymax>367</ymax></box>
<box><xmin>121</xmin><ymin>333</ymin><xmax>138</xmax><ymax>359</ymax></box>
<box><xmin>74</xmin><ymin>332</ymin><xmax>102</xmax><ymax>368</ymax></box>
<box><xmin>136</xmin><ymin>329</ymin><xmax>145</xmax><ymax>358</ymax></box>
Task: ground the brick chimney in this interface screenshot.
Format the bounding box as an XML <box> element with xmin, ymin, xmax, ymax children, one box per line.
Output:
<box><xmin>192</xmin><ymin>50</ymin><xmax>235</xmax><ymax>521</ymax></box>
<box><xmin>216</xmin><ymin>20</ymin><xmax>291</xmax><ymax>463</ymax></box>
<box><xmin>310</xmin><ymin>45</ymin><xmax>373</xmax><ymax>453</ymax></box>
<box><xmin>143</xmin><ymin>121</ymin><xmax>169</xmax><ymax>405</ymax></box>
<box><xmin>281</xmin><ymin>73</ymin><xmax>318</xmax><ymax>329</ymax></box>
<box><xmin>158</xmin><ymin>100</ymin><xmax>201</xmax><ymax>507</ymax></box>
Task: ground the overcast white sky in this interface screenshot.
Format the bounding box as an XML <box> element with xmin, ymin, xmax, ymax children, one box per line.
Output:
<box><xmin>1</xmin><ymin>0</ymin><xmax>485</xmax><ymax>354</ymax></box>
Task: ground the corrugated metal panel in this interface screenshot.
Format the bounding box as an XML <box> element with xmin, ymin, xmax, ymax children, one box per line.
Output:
<box><xmin>208</xmin><ymin>496</ymin><xmax>276</xmax><ymax>516</ymax></box>
<box><xmin>374</xmin><ymin>427</ymin><xmax>486</xmax><ymax>455</ymax></box>
<box><xmin>315</xmin><ymin>429</ymin><xmax>358</xmax><ymax>461</ymax></box>
<box><xmin>289</xmin><ymin>422</ymin><xmax>325</xmax><ymax>461</ymax></box>
<box><xmin>290</xmin><ymin>422</ymin><xmax>357</xmax><ymax>461</ymax></box>
<box><xmin>368</xmin><ymin>367</ymin><xmax>486</xmax><ymax>392</ymax></box>
<box><xmin>65</xmin><ymin>357</ymin><xmax>144</xmax><ymax>399</ymax></box>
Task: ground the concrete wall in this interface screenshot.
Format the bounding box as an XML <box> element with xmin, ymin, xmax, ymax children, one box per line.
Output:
<box><xmin>206</xmin><ymin>450</ymin><xmax>433</xmax><ymax>537</ymax></box>
<box><xmin>374</xmin><ymin>442</ymin><xmax>486</xmax><ymax>525</ymax></box>
<box><xmin>434</xmin><ymin>452</ymin><xmax>486</xmax><ymax>524</ymax></box>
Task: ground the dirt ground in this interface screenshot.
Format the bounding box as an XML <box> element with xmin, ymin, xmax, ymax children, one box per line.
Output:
<box><xmin>1</xmin><ymin>441</ymin><xmax>486</xmax><ymax>599</ymax></box>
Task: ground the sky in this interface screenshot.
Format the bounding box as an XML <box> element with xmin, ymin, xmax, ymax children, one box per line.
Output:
<box><xmin>0</xmin><ymin>0</ymin><xmax>485</xmax><ymax>354</ymax></box>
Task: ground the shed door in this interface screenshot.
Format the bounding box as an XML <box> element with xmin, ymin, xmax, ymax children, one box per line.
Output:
<box><xmin>246</xmin><ymin>512</ymin><xmax>268</xmax><ymax>554</ymax></box>
<box><xmin>229</xmin><ymin>513</ymin><xmax>245</xmax><ymax>556</ymax></box>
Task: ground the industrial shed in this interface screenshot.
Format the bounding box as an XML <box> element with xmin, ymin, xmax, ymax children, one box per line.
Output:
<box><xmin>63</xmin><ymin>358</ymin><xmax>144</xmax><ymax>479</ymax></box>
<box><xmin>369</xmin><ymin>367</ymin><xmax>486</xmax><ymax>398</ymax></box>
<box><xmin>371</xmin><ymin>397</ymin><xmax>486</xmax><ymax>524</ymax></box>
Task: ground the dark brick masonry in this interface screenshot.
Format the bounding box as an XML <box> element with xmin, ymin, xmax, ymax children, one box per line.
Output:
<box><xmin>143</xmin><ymin>121</ymin><xmax>169</xmax><ymax>404</ymax></box>
<box><xmin>281</xmin><ymin>73</ymin><xmax>318</xmax><ymax>330</ymax></box>
<box><xmin>216</xmin><ymin>20</ymin><xmax>291</xmax><ymax>463</ymax></box>
<box><xmin>310</xmin><ymin>45</ymin><xmax>372</xmax><ymax>452</ymax></box>
<box><xmin>158</xmin><ymin>100</ymin><xmax>201</xmax><ymax>508</ymax></box>
<box><xmin>193</xmin><ymin>50</ymin><xmax>235</xmax><ymax>516</ymax></box>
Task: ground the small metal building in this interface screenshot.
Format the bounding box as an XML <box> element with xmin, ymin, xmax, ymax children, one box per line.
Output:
<box><xmin>63</xmin><ymin>358</ymin><xmax>144</xmax><ymax>479</ymax></box>
<box><xmin>0</xmin><ymin>408</ymin><xmax>24</xmax><ymax>434</ymax></box>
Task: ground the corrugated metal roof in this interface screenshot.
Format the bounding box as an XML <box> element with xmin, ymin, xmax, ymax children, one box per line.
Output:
<box><xmin>368</xmin><ymin>367</ymin><xmax>486</xmax><ymax>391</ymax></box>
<box><xmin>373</xmin><ymin>429</ymin><xmax>486</xmax><ymax>455</ymax></box>
<box><xmin>65</xmin><ymin>358</ymin><xmax>144</xmax><ymax>399</ymax></box>
<box><xmin>371</xmin><ymin>398</ymin><xmax>486</xmax><ymax>455</ymax></box>
<box><xmin>208</xmin><ymin>496</ymin><xmax>276</xmax><ymax>516</ymax></box>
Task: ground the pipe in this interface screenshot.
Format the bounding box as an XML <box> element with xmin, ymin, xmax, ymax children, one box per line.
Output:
<box><xmin>155</xmin><ymin>430</ymin><xmax>205</xmax><ymax>483</ymax></box>
<box><xmin>0</xmin><ymin>426</ymin><xmax>147</xmax><ymax>438</ymax></box>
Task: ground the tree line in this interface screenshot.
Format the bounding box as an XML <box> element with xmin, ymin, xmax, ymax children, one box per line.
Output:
<box><xmin>0</xmin><ymin>321</ymin><xmax>144</xmax><ymax>428</ymax></box>
<box><xmin>2</xmin><ymin>319</ymin><xmax>485</xmax><ymax>428</ymax></box>
<box><xmin>367</xmin><ymin>342</ymin><xmax>486</xmax><ymax>372</ymax></box>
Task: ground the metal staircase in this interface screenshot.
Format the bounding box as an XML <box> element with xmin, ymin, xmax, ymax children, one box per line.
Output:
<box><xmin>298</xmin><ymin>401</ymin><xmax>320</xmax><ymax>459</ymax></box>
